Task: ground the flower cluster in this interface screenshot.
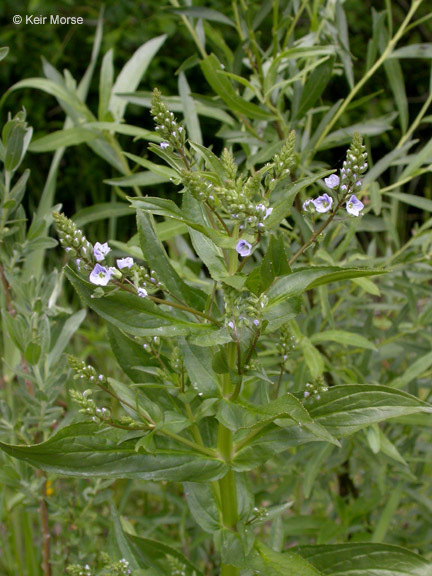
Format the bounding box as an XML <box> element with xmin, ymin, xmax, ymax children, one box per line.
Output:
<box><xmin>225</xmin><ymin>286</ymin><xmax>267</xmax><ymax>332</ymax></box>
<box><xmin>52</xmin><ymin>212</ymin><xmax>93</xmax><ymax>270</ymax></box>
<box><xmin>272</xmin><ymin>130</ymin><xmax>296</xmax><ymax>180</ymax></box>
<box><xmin>151</xmin><ymin>87</ymin><xmax>186</xmax><ymax>150</ymax></box>
<box><xmin>303</xmin><ymin>377</ymin><xmax>329</xmax><ymax>401</ymax></box>
<box><xmin>69</xmin><ymin>388</ymin><xmax>111</xmax><ymax>424</ymax></box>
<box><xmin>302</xmin><ymin>133</ymin><xmax>367</xmax><ymax>218</ymax></box>
<box><xmin>276</xmin><ymin>325</ymin><xmax>297</xmax><ymax>363</ymax></box>
<box><xmin>66</xmin><ymin>556</ymin><xmax>131</xmax><ymax>576</ymax></box>
<box><xmin>54</xmin><ymin>212</ymin><xmax>164</xmax><ymax>299</ymax></box>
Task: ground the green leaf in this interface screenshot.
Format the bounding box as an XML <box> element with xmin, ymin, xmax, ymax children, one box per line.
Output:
<box><xmin>183</xmin><ymin>482</ymin><xmax>221</xmax><ymax>533</ymax></box>
<box><xmin>391</xmin><ymin>350</ymin><xmax>432</xmax><ymax>389</ymax></box>
<box><xmin>29</xmin><ymin>128</ymin><xmax>98</xmax><ymax>152</ymax></box>
<box><xmin>110</xmin><ymin>505</ymin><xmax>141</xmax><ymax>571</ymax></box>
<box><xmin>385</xmin><ymin>191</ymin><xmax>432</xmax><ymax>213</ymax></box>
<box><xmin>114</xmin><ymin>91</ymin><xmax>235</xmax><ymax>126</ymax></box>
<box><xmin>310</xmin><ymin>330</ymin><xmax>377</xmax><ymax>351</ymax></box>
<box><xmin>389</xmin><ymin>43</ymin><xmax>432</xmax><ymax>59</ymax></box>
<box><xmin>172</xmin><ymin>6</ymin><xmax>236</xmax><ymax>27</ymax></box>
<box><xmin>132</xmin><ymin>197</ymin><xmax>231</xmax><ymax>249</ymax></box>
<box><xmin>47</xmin><ymin>310</ymin><xmax>86</xmax><ymax>368</ymax></box>
<box><xmin>295</xmin><ymin>543</ymin><xmax>432</xmax><ymax>575</ymax></box>
<box><xmin>218</xmin><ymin>394</ymin><xmax>338</xmax><ymax>444</ymax></box>
<box><xmin>64</xmin><ymin>266</ymin><xmax>210</xmax><ymax>337</ymax></box>
<box><xmin>72</xmin><ymin>203</ymin><xmax>133</xmax><ymax>227</ymax></box>
<box><xmin>319</xmin><ymin>114</ymin><xmax>397</xmax><ymax>150</ymax></box>
<box><xmin>257</xmin><ymin>235</ymin><xmax>291</xmax><ymax>292</ymax></box>
<box><xmin>136</xmin><ymin>210</ymin><xmax>208</xmax><ymax>311</ymax></box>
<box><xmin>0</xmin><ymin>47</ymin><xmax>9</xmax><ymax>62</ymax></box>
<box><xmin>267</xmin><ymin>267</ymin><xmax>385</xmax><ymax>305</ymax></box>
<box><xmin>98</xmin><ymin>48</ymin><xmax>114</xmax><ymax>120</ymax></box>
<box><xmin>0</xmin><ymin>423</ymin><xmax>227</xmax><ymax>482</ymax></box>
<box><xmin>249</xmin><ymin>541</ymin><xmax>323</xmax><ymax>576</ymax></box>
<box><xmin>108</xmin><ymin>323</ymin><xmax>160</xmax><ymax>383</ymax></box>
<box><xmin>306</xmin><ymin>385</ymin><xmax>431</xmax><ymax>436</ymax></box>
<box><xmin>300</xmin><ymin>338</ymin><xmax>325</xmax><ymax>379</ymax></box>
<box><xmin>295</xmin><ymin>57</ymin><xmax>334</xmax><ymax>119</ymax></box>
<box><xmin>104</xmin><ymin>172</ymin><xmax>171</xmax><ymax>188</ymax></box>
<box><xmin>85</xmin><ymin>122</ymin><xmax>155</xmax><ymax>140</ymax></box>
<box><xmin>109</xmin><ymin>35</ymin><xmax>166</xmax><ymax>121</ymax></box>
<box><xmin>264</xmin><ymin>172</ymin><xmax>333</xmax><ymax>229</ymax></box>
<box><xmin>8</xmin><ymin>78</ymin><xmax>85</xmax><ymax>111</ymax></box>
<box><xmin>200</xmin><ymin>54</ymin><xmax>274</xmax><ymax>120</ymax></box>
<box><xmin>127</xmin><ymin>533</ymin><xmax>204</xmax><ymax>576</ymax></box>
<box><xmin>180</xmin><ymin>339</ymin><xmax>219</xmax><ymax>397</ymax></box>
<box><xmin>383</xmin><ymin>57</ymin><xmax>408</xmax><ymax>133</ymax></box>
<box><xmin>24</xmin><ymin>342</ymin><xmax>41</xmax><ymax>365</ymax></box>
<box><xmin>123</xmin><ymin>152</ymin><xmax>178</xmax><ymax>179</ymax></box>
<box><xmin>178</xmin><ymin>72</ymin><xmax>202</xmax><ymax>145</ymax></box>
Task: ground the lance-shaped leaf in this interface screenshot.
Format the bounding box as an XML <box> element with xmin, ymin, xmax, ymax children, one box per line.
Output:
<box><xmin>233</xmin><ymin>386</ymin><xmax>431</xmax><ymax>470</ymax></box>
<box><xmin>180</xmin><ymin>339</ymin><xmax>219</xmax><ymax>397</ymax></box>
<box><xmin>110</xmin><ymin>504</ymin><xmax>205</xmax><ymax>576</ymax></box>
<box><xmin>0</xmin><ymin>423</ymin><xmax>227</xmax><ymax>482</ymax></box>
<box><xmin>295</xmin><ymin>543</ymin><xmax>432</xmax><ymax>575</ymax></box>
<box><xmin>248</xmin><ymin>541</ymin><xmax>323</xmax><ymax>576</ymax></box>
<box><xmin>65</xmin><ymin>267</ymin><xmax>213</xmax><ymax>338</ymax></box>
<box><xmin>201</xmin><ymin>53</ymin><xmax>274</xmax><ymax>121</ymax></box>
<box><xmin>217</xmin><ymin>394</ymin><xmax>339</xmax><ymax>445</ymax></box>
<box><xmin>136</xmin><ymin>209</ymin><xmax>208</xmax><ymax>311</ymax></box>
<box><xmin>267</xmin><ymin>266</ymin><xmax>386</xmax><ymax>305</ymax></box>
<box><xmin>303</xmin><ymin>385</ymin><xmax>432</xmax><ymax>436</ymax></box>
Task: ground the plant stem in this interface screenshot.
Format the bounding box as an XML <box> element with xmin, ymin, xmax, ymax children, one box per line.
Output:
<box><xmin>288</xmin><ymin>196</ymin><xmax>345</xmax><ymax>266</ymax></box>
<box><xmin>313</xmin><ymin>0</ymin><xmax>424</xmax><ymax>152</ymax></box>
<box><xmin>217</xmin><ymin>345</ymin><xmax>240</xmax><ymax>576</ymax></box>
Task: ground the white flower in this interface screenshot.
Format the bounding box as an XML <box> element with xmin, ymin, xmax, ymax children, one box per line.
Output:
<box><xmin>116</xmin><ymin>257</ymin><xmax>134</xmax><ymax>270</ymax></box>
<box><xmin>346</xmin><ymin>195</ymin><xmax>364</xmax><ymax>217</ymax></box>
<box><xmin>263</xmin><ymin>207</ymin><xmax>273</xmax><ymax>220</ymax></box>
<box><xmin>89</xmin><ymin>264</ymin><xmax>112</xmax><ymax>286</ymax></box>
<box><xmin>160</xmin><ymin>142</ymin><xmax>169</xmax><ymax>149</ymax></box>
<box><xmin>324</xmin><ymin>174</ymin><xmax>340</xmax><ymax>189</ymax></box>
<box><xmin>137</xmin><ymin>287</ymin><xmax>148</xmax><ymax>298</ymax></box>
<box><xmin>93</xmin><ymin>242</ymin><xmax>111</xmax><ymax>262</ymax></box>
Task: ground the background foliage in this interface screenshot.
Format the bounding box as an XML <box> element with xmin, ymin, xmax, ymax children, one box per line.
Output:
<box><xmin>1</xmin><ymin>1</ymin><xmax>432</xmax><ymax>575</ymax></box>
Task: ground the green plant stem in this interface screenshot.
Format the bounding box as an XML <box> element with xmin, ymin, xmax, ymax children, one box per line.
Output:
<box><xmin>313</xmin><ymin>0</ymin><xmax>424</xmax><ymax>152</ymax></box>
<box><xmin>169</xmin><ymin>0</ymin><xmax>207</xmax><ymax>59</ymax></box>
<box><xmin>217</xmin><ymin>345</ymin><xmax>239</xmax><ymax>576</ymax></box>
<box><xmin>163</xmin><ymin>429</ymin><xmax>217</xmax><ymax>458</ymax></box>
<box><xmin>288</xmin><ymin>196</ymin><xmax>346</xmax><ymax>266</ymax></box>
<box><xmin>397</xmin><ymin>89</ymin><xmax>432</xmax><ymax>149</ymax></box>
<box><xmin>150</xmin><ymin>294</ymin><xmax>220</xmax><ymax>325</ymax></box>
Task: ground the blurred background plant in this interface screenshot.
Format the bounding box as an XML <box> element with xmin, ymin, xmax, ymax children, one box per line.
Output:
<box><xmin>0</xmin><ymin>0</ymin><xmax>432</xmax><ymax>574</ymax></box>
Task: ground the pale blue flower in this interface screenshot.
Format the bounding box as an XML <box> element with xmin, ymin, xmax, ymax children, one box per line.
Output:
<box><xmin>312</xmin><ymin>194</ymin><xmax>333</xmax><ymax>213</ymax></box>
<box><xmin>324</xmin><ymin>174</ymin><xmax>340</xmax><ymax>189</ymax></box>
<box><xmin>137</xmin><ymin>287</ymin><xmax>148</xmax><ymax>298</ymax></box>
<box><xmin>93</xmin><ymin>242</ymin><xmax>111</xmax><ymax>262</ymax></box>
<box><xmin>160</xmin><ymin>142</ymin><xmax>169</xmax><ymax>149</ymax></box>
<box><xmin>346</xmin><ymin>195</ymin><xmax>364</xmax><ymax>217</ymax></box>
<box><xmin>89</xmin><ymin>264</ymin><xmax>112</xmax><ymax>286</ymax></box>
<box><xmin>236</xmin><ymin>239</ymin><xmax>252</xmax><ymax>257</ymax></box>
<box><xmin>116</xmin><ymin>257</ymin><xmax>134</xmax><ymax>270</ymax></box>
<box><xmin>76</xmin><ymin>259</ymin><xmax>81</xmax><ymax>271</ymax></box>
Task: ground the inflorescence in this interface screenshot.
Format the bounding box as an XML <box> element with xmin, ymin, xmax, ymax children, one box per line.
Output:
<box><xmin>303</xmin><ymin>133</ymin><xmax>367</xmax><ymax>218</ymax></box>
<box><xmin>53</xmin><ymin>212</ymin><xmax>163</xmax><ymax>298</ymax></box>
